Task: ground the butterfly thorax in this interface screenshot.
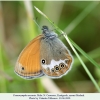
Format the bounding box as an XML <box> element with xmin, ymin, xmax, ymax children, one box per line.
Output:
<box><xmin>42</xmin><ymin>26</ymin><xmax>57</xmax><ymax>39</ymax></box>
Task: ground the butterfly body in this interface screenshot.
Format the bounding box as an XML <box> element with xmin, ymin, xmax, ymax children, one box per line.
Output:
<box><xmin>15</xmin><ymin>26</ymin><xmax>73</xmax><ymax>79</ymax></box>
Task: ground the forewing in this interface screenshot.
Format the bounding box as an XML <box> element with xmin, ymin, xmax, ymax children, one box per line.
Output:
<box><xmin>15</xmin><ymin>35</ymin><xmax>44</xmax><ymax>79</ymax></box>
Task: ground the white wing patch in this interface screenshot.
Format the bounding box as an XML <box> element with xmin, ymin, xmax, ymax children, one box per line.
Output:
<box><xmin>41</xmin><ymin>59</ymin><xmax>72</xmax><ymax>78</ymax></box>
<box><xmin>41</xmin><ymin>59</ymin><xmax>68</xmax><ymax>70</ymax></box>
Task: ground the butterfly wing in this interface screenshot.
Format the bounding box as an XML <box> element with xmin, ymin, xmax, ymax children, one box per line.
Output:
<box><xmin>40</xmin><ymin>37</ymin><xmax>73</xmax><ymax>78</ymax></box>
<box><xmin>15</xmin><ymin>35</ymin><xmax>44</xmax><ymax>79</ymax></box>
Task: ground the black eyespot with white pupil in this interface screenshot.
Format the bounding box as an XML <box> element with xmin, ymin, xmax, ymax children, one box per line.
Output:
<box><xmin>56</xmin><ymin>67</ymin><xmax>59</xmax><ymax>70</ymax></box>
<box><xmin>54</xmin><ymin>65</ymin><xmax>60</xmax><ymax>71</ymax></box>
<box><xmin>41</xmin><ymin>59</ymin><xmax>46</xmax><ymax>64</ymax></box>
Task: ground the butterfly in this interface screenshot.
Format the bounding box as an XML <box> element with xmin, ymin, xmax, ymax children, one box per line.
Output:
<box><xmin>14</xmin><ymin>26</ymin><xmax>73</xmax><ymax>79</ymax></box>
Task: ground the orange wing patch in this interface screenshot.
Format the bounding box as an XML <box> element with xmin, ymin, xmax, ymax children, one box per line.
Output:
<box><xmin>15</xmin><ymin>35</ymin><xmax>44</xmax><ymax>79</ymax></box>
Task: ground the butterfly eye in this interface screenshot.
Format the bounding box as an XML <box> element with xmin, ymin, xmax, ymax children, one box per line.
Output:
<box><xmin>54</xmin><ymin>65</ymin><xmax>60</xmax><ymax>72</ymax></box>
<box><xmin>59</xmin><ymin>63</ymin><xmax>65</xmax><ymax>68</ymax></box>
<box><xmin>41</xmin><ymin>59</ymin><xmax>46</xmax><ymax>64</ymax></box>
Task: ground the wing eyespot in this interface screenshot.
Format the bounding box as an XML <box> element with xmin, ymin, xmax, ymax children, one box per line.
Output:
<box><xmin>59</xmin><ymin>63</ymin><xmax>65</xmax><ymax>68</ymax></box>
<box><xmin>54</xmin><ymin>65</ymin><xmax>60</xmax><ymax>72</ymax></box>
<box><xmin>41</xmin><ymin>59</ymin><xmax>46</xmax><ymax>64</ymax></box>
<box><xmin>22</xmin><ymin>67</ymin><xmax>24</xmax><ymax>70</ymax></box>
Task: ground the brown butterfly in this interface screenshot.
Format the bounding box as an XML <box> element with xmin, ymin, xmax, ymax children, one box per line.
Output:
<box><xmin>14</xmin><ymin>26</ymin><xmax>73</xmax><ymax>79</ymax></box>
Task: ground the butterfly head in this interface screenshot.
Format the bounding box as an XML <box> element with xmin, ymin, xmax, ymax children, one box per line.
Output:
<box><xmin>42</xmin><ymin>25</ymin><xmax>57</xmax><ymax>39</ymax></box>
<box><xmin>42</xmin><ymin>26</ymin><xmax>50</xmax><ymax>34</ymax></box>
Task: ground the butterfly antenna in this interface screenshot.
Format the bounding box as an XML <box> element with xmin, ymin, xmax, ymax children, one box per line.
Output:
<box><xmin>33</xmin><ymin>18</ymin><xmax>41</xmax><ymax>30</ymax></box>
